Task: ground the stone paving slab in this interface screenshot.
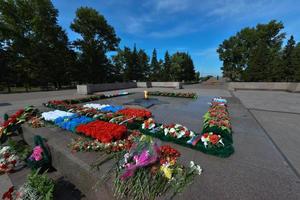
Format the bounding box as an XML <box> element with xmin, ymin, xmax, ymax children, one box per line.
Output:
<box><xmin>0</xmin><ymin>174</ymin><xmax>13</xmax><ymax>197</ymax></box>
<box><xmin>251</xmin><ymin>110</ymin><xmax>300</xmax><ymax>177</ymax></box>
<box><xmin>234</xmin><ymin>90</ymin><xmax>300</xmax><ymax>114</ymax></box>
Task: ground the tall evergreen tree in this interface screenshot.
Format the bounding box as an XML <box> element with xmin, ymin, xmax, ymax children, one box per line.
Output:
<box><xmin>137</xmin><ymin>49</ymin><xmax>150</xmax><ymax>80</ymax></box>
<box><xmin>292</xmin><ymin>43</ymin><xmax>300</xmax><ymax>81</ymax></box>
<box><xmin>70</xmin><ymin>7</ymin><xmax>120</xmax><ymax>83</ymax></box>
<box><xmin>150</xmin><ymin>49</ymin><xmax>160</xmax><ymax>81</ymax></box>
<box><xmin>282</xmin><ymin>36</ymin><xmax>296</xmax><ymax>81</ymax></box>
<box><xmin>162</xmin><ymin>51</ymin><xmax>171</xmax><ymax>81</ymax></box>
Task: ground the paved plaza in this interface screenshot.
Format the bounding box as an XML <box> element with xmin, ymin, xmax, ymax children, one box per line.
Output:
<box><xmin>0</xmin><ymin>84</ymin><xmax>300</xmax><ymax>199</ymax></box>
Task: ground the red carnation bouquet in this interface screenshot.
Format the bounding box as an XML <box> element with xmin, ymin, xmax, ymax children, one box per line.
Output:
<box><xmin>159</xmin><ymin>145</ymin><xmax>181</xmax><ymax>165</ymax></box>
<box><xmin>76</xmin><ymin>120</ymin><xmax>127</xmax><ymax>143</ymax></box>
<box><xmin>117</xmin><ymin>108</ymin><xmax>152</xmax><ymax>118</ymax></box>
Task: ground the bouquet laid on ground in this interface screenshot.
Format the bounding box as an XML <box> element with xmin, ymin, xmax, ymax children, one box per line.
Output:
<box><xmin>0</xmin><ymin>106</ymin><xmax>37</xmax><ymax>143</ymax></box>
<box><xmin>28</xmin><ymin>116</ymin><xmax>45</xmax><ymax>128</ymax></box>
<box><xmin>117</xmin><ymin>108</ymin><xmax>152</xmax><ymax>119</ymax></box>
<box><xmin>26</xmin><ymin>135</ymin><xmax>51</xmax><ymax>171</ymax></box>
<box><xmin>54</xmin><ymin>115</ymin><xmax>94</xmax><ymax>132</ymax></box>
<box><xmin>161</xmin><ymin>123</ymin><xmax>196</xmax><ymax>139</ymax></box>
<box><xmin>111</xmin><ymin>136</ymin><xmax>202</xmax><ymax>200</ymax></box>
<box><xmin>83</xmin><ymin>103</ymin><xmax>110</xmax><ymax>110</ymax></box>
<box><xmin>202</xmin><ymin>98</ymin><xmax>232</xmax><ymax>142</ymax></box>
<box><xmin>76</xmin><ymin>120</ymin><xmax>128</xmax><ymax>143</ymax></box>
<box><xmin>140</xmin><ymin>118</ymin><xmax>234</xmax><ymax>157</ymax></box>
<box><xmin>0</xmin><ymin>146</ymin><xmax>23</xmax><ymax>174</ymax></box>
<box><xmin>2</xmin><ymin>170</ymin><xmax>54</xmax><ymax>200</ymax></box>
<box><xmin>148</xmin><ymin>91</ymin><xmax>197</xmax><ymax>99</ymax></box>
<box><xmin>41</xmin><ymin>110</ymin><xmax>75</xmax><ymax>122</ymax></box>
<box><xmin>69</xmin><ymin>130</ymin><xmax>141</xmax><ymax>153</ymax></box>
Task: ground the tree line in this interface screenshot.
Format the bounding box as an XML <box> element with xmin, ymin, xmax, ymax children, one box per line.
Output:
<box><xmin>217</xmin><ymin>20</ymin><xmax>300</xmax><ymax>82</ymax></box>
<box><xmin>112</xmin><ymin>47</ymin><xmax>198</xmax><ymax>82</ymax></box>
<box><xmin>0</xmin><ymin>0</ymin><xmax>197</xmax><ymax>92</ymax></box>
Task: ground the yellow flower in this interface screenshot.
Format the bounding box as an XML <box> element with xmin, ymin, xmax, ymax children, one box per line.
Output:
<box><xmin>160</xmin><ymin>164</ymin><xmax>173</xmax><ymax>179</ymax></box>
<box><xmin>0</xmin><ymin>126</ymin><xmax>3</xmax><ymax>138</ymax></box>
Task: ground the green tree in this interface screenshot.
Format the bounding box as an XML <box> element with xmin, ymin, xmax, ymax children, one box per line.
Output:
<box><xmin>170</xmin><ymin>52</ymin><xmax>196</xmax><ymax>81</ymax></box>
<box><xmin>292</xmin><ymin>43</ymin><xmax>300</xmax><ymax>81</ymax></box>
<box><xmin>137</xmin><ymin>49</ymin><xmax>150</xmax><ymax>80</ymax></box>
<box><xmin>282</xmin><ymin>36</ymin><xmax>296</xmax><ymax>81</ymax></box>
<box><xmin>217</xmin><ymin>20</ymin><xmax>285</xmax><ymax>81</ymax></box>
<box><xmin>70</xmin><ymin>7</ymin><xmax>120</xmax><ymax>83</ymax></box>
<box><xmin>0</xmin><ymin>0</ymin><xmax>75</xmax><ymax>90</ymax></box>
<box><xmin>150</xmin><ymin>49</ymin><xmax>161</xmax><ymax>81</ymax></box>
<box><xmin>162</xmin><ymin>51</ymin><xmax>171</xmax><ymax>81</ymax></box>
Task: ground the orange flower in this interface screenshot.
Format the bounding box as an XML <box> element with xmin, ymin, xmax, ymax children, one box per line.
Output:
<box><xmin>209</xmin><ymin>134</ymin><xmax>220</xmax><ymax>144</ymax></box>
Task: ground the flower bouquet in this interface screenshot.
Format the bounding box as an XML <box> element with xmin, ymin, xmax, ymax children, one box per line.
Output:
<box><xmin>2</xmin><ymin>170</ymin><xmax>54</xmax><ymax>200</ymax></box>
<box><xmin>41</xmin><ymin>110</ymin><xmax>75</xmax><ymax>122</ymax></box>
<box><xmin>69</xmin><ymin>130</ymin><xmax>141</xmax><ymax>153</ymax></box>
<box><xmin>111</xmin><ymin>136</ymin><xmax>202</xmax><ymax>200</ymax></box>
<box><xmin>201</xmin><ymin>132</ymin><xmax>224</xmax><ymax>148</ymax></box>
<box><xmin>0</xmin><ymin>146</ymin><xmax>23</xmax><ymax>174</ymax></box>
<box><xmin>148</xmin><ymin>91</ymin><xmax>197</xmax><ymax>99</ymax></box>
<box><xmin>117</xmin><ymin>108</ymin><xmax>152</xmax><ymax>119</ymax></box>
<box><xmin>202</xmin><ymin>99</ymin><xmax>232</xmax><ymax>142</ymax></box>
<box><xmin>26</xmin><ymin>135</ymin><xmax>51</xmax><ymax>171</ymax></box>
<box><xmin>54</xmin><ymin>115</ymin><xmax>94</xmax><ymax>132</ymax></box>
<box><xmin>140</xmin><ymin>119</ymin><xmax>234</xmax><ymax>157</ymax></box>
<box><xmin>161</xmin><ymin>123</ymin><xmax>196</xmax><ymax>139</ymax></box>
<box><xmin>1</xmin><ymin>106</ymin><xmax>37</xmax><ymax>143</ymax></box>
<box><xmin>76</xmin><ymin>120</ymin><xmax>128</xmax><ymax>143</ymax></box>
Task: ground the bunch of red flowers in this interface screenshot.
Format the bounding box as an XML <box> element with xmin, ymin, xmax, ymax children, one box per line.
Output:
<box><xmin>76</xmin><ymin>120</ymin><xmax>127</xmax><ymax>143</ymax></box>
<box><xmin>202</xmin><ymin>132</ymin><xmax>221</xmax><ymax>145</ymax></box>
<box><xmin>117</xmin><ymin>108</ymin><xmax>152</xmax><ymax>118</ymax></box>
<box><xmin>1</xmin><ymin>109</ymin><xmax>24</xmax><ymax>128</ymax></box>
<box><xmin>159</xmin><ymin>145</ymin><xmax>181</xmax><ymax>165</ymax></box>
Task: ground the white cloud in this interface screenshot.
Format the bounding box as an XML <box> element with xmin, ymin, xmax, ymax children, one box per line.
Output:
<box><xmin>155</xmin><ymin>0</ymin><xmax>190</xmax><ymax>13</ymax></box>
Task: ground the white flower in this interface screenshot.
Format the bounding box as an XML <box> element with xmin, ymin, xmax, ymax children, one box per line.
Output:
<box><xmin>0</xmin><ymin>146</ymin><xmax>11</xmax><ymax>155</ymax></box>
<box><xmin>41</xmin><ymin>110</ymin><xmax>74</xmax><ymax>121</ymax></box>
<box><xmin>177</xmin><ymin>130</ymin><xmax>185</xmax><ymax>138</ymax></box>
<box><xmin>190</xmin><ymin>161</ymin><xmax>202</xmax><ymax>175</ymax></box>
<box><xmin>83</xmin><ymin>103</ymin><xmax>110</xmax><ymax>110</ymax></box>
<box><xmin>195</xmin><ymin>164</ymin><xmax>202</xmax><ymax>175</ymax></box>
<box><xmin>164</xmin><ymin>128</ymin><xmax>169</xmax><ymax>135</ymax></box>
<box><xmin>190</xmin><ymin>161</ymin><xmax>195</xmax><ymax>168</ymax></box>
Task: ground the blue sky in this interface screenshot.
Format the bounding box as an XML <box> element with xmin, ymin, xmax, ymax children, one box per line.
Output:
<box><xmin>52</xmin><ymin>0</ymin><xmax>300</xmax><ymax>76</ymax></box>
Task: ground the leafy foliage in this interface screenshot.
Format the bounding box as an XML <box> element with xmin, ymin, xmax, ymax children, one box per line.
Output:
<box><xmin>27</xmin><ymin>169</ymin><xmax>55</xmax><ymax>200</ymax></box>
<box><xmin>218</xmin><ymin>20</ymin><xmax>300</xmax><ymax>82</ymax></box>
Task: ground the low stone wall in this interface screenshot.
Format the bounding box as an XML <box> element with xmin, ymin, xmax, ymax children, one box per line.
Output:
<box><xmin>77</xmin><ymin>82</ymin><xmax>137</xmax><ymax>95</ymax></box>
<box><xmin>151</xmin><ymin>82</ymin><xmax>182</xmax><ymax>89</ymax></box>
<box><xmin>228</xmin><ymin>82</ymin><xmax>300</xmax><ymax>92</ymax></box>
<box><xmin>136</xmin><ymin>82</ymin><xmax>151</xmax><ymax>88</ymax></box>
<box><xmin>77</xmin><ymin>82</ymin><xmax>183</xmax><ymax>94</ymax></box>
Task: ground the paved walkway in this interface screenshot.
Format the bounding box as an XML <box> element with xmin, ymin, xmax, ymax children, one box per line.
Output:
<box><xmin>234</xmin><ymin>90</ymin><xmax>300</xmax><ymax>178</ymax></box>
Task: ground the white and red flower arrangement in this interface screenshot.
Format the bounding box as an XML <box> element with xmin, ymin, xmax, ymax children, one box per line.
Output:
<box><xmin>161</xmin><ymin>123</ymin><xmax>195</xmax><ymax>139</ymax></box>
<box><xmin>0</xmin><ymin>146</ymin><xmax>22</xmax><ymax>174</ymax></box>
<box><xmin>141</xmin><ymin>118</ymin><xmax>156</xmax><ymax>130</ymax></box>
<box><xmin>201</xmin><ymin>132</ymin><xmax>224</xmax><ymax>148</ymax></box>
<box><xmin>69</xmin><ymin>130</ymin><xmax>141</xmax><ymax>153</ymax></box>
<box><xmin>203</xmin><ymin>98</ymin><xmax>232</xmax><ymax>134</ymax></box>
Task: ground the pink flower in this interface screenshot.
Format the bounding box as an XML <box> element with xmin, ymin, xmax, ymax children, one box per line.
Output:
<box><xmin>30</xmin><ymin>146</ymin><xmax>43</xmax><ymax>161</ymax></box>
